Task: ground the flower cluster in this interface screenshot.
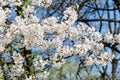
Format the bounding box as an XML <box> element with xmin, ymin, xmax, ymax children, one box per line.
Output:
<box><xmin>85</xmin><ymin>52</ymin><xmax>115</xmax><ymax>65</ymax></box>
<box><xmin>34</xmin><ymin>55</ymin><xmax>48</xmax><ymax>70</ymax></box>
<box><xmin>25</xmin><ymin>75</ymin><xmax>36</xmax><ymax>80</ymax></box>
<box><xmin>50</xmin><ymin>53</ymin><xmax>65</xmax><ymax>68</ymax></box>
<box><xmin>63</xmin><ymin>6</ymin><xmax>77</xmax><ymax>26</ymax></box>
<box><xmin>10</xmin><ymin>51</ymin><xmax>24</xmax><ymax>79</ymax></box>
<box><xmin>0</xmin><ymin>7</ymin><xmax>7</xmax><ymax>25</ymax></box>
<box><xmin>103</xmin><ymin>32</ymin><xmax>114</xmax><ymax>44</ymax></box>
<box><xmin>31</xmin><ymin>0</ymin><xmax>52</xmax><ymax>7</ymax></box>
<box><xmin>103</xmin><ymin>31</ymin><xmax>120</xmax><ymax>45</ymax></box>
<box><xmin>33</xmin><ymin>55</ymin><xmax>50</xmax><ymax>78</ymax></box>
<box><xmin>35</xmin><ymin>71</ymin><xmax>50</xmax><ymax>79</ymax></box>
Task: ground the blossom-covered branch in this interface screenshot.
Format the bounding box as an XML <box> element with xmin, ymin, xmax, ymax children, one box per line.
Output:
<box><xmin>0</xmin><ymin>0</ymin><xmax>119</xmax><ymax>79</ymax></box>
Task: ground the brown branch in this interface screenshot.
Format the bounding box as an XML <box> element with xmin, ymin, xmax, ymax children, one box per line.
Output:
<box><xmin>85</xmin><ymin>5</ymin><xmax>118</xmax><ymax>11</ymax></box>
<box><xmin>103</xmin><ymin>42</ymin><xmax>120</xmax><ymax>53</ymax></box>
<box><xmin>114</xmin><ymin>5</ymin><xmax>117</xmax><ymax>34</ymax></box>
<box><xmin>94</xmin><ymin>3</ymin><xmax>104</xmax><ymax>32</ymax></box>
<box><xmin>77</xmin><ymin>19</ymin><xmax>120</xmax><ymax>22</ymax></box>
<box><xmin>106</xmin><ymin>0</ymin><xmax>112</xmax><ymax>33</ymax></box>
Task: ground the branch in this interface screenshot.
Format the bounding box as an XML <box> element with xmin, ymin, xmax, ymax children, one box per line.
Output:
<box><xmin>85</xmin><ymin>5</ymin><xmax>118</xmax><ymax>11</ymax></box>
<box><xmin>103</xmin><ymin>42</ymin><xmax>120</xmax><ymax>53</ymax></box>
<box><xmin>77</xmin><ymin>19</ymin><xmax>120</xmax><ymax>23</ymax></box>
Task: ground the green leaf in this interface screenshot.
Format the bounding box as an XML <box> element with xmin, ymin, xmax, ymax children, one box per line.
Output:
<box><xmin>33</xmin><ymin>52</ymin><xmax>39</xmax><ymax>58</ymax></box>
<box><xmin>26</xmin><ymin>54</ymin><xmax>31</xmax><ymax>58</ymax></box>
<box><xmin>24</xmin><ymin>70</ymin><xmax>30</xmax><ymax>75</ymax></box>
<box><xmin>0</xmin><ymin>78</ymin><xmax>4</xmax><ymax>80</ymax></box>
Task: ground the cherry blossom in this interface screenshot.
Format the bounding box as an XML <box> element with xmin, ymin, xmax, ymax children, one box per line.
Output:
<box><xmin>0</xmin><ymin>0</ymin><xmax>118</xmax><ymax>79</ymax></box>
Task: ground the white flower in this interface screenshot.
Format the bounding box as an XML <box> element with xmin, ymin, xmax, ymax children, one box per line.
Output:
<box><xmin>31</xmin><ymin>0</ymin><xmax>52</xmax><ymax>7</ymax></box>
<box><xmin>87</xmin><ymin>27</ymin><xmax>95</xmax><ymax>34</ymax></box>
<box><xmin>25</xmin><ymin>75</ymin><xmax>36</xmax><ymax>80</ymax></box>
<box><xmin>103</xmin><ymin>32</ymin><xmax>114</xmax><ymax>43</ymax></box>
<box><xmin>34</xmin><ymin>55</ymin><xmax>48</xmax><ymax>69</ymax></box>
<box><xmin>74</xmin><ymin>44</ymin><xmax>88</xmax><ymax>56</ymax></box>
<box><xmin>0</xmin><ymin>0</ymin><xmax>7</xmax><ymax>6</ymax></box>
<box><xmin>10</xmin><ymin>51</ymin><xmax>24</xmax><ymax>77</ymax></box>
<box><xmin>23</xmin><ymin>6</ymin><xmax>35</xmax><ymax>17</ymax></box>
<box><xmin>0</xmin><ymin>7</ymin><xmax>6</xmax><ymax>25</ymax></box>
<box><xmin>52</xmin><ymin>60</ymin><xmax>64</xmax><ymax>69</ymax></box>
<box><xmin>36</xmin><ymin>71</ymin><xmax>50</xmax><ymax>78</ymax></box>
<box><xmin>41</xmin><ymin>0</ymin><xmax>52</xmax><ymax>7</ymax></box>
<box><xmin>64</xmin><ymin>7</ymin><xmax>77</xmax><ymax>25</ymax></box>
<box><xmin>12</xmin><ymin>51</ymin><xmax>24</xmax><ymax>64</ymax></box>
<box><xmin>9</xmin><ymin>0</ymin><xmax>22</xmax><ymax>6</ymax></box>
<box><xmin>92</xmin><ymin>32</ymin><xmax>102</xmax><ymax>41</ymax></box>
<box><xmin>85</xmin><ymin>57</ymin><xmax>94</xmax><ymax>65</ymax></box>
<box><xmin>100</xmin><ymin>52</ymin><xmax>115</xmax><ymax>61</ymax></box>
<box><xmin>67</xmin><ymin>27</ymin><xmax>79</xmax><ymax>40</ymax></box>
